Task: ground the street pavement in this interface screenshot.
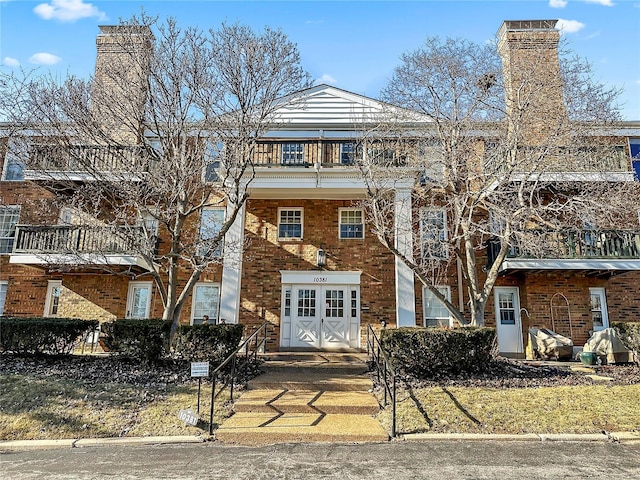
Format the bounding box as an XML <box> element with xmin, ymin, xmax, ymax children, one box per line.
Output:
<box><xmin>2</xmin><ymin>440</ymin><xmax>640</xmax><ymax>479</ymax></box>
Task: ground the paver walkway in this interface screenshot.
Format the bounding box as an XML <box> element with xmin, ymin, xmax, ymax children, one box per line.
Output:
<box><xmin>215</xmin><ymin>352</ymin><xmax>389</xmax><ymax>445</ymax></box>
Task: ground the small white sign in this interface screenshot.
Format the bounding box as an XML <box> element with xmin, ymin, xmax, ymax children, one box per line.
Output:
<box><xmin>178</xmin><ymin>408</ymin><xmax>198</xmax><ymax>426</ymax></box>
<box><xmin>191</xmin><ymin>361</ymin><xmax>210</xmax><ymax>377</ymax></box>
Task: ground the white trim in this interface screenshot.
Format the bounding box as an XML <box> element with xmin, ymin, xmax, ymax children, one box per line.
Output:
<box><xmin>394</xmin><ymin>188</ymin><xmax>416</xmax><ymax>327</ymax></box>
<box><xmin>500</xmin><ymin>259</ymin><xmax>640</xmax><ymax>271</ymax></box>
<box><xmin>589</xmin><ymin>287</ymin><xmax>609</xmax><ymax>331</ymax></box>
<box><xmin>191</xmin><ymin>282</ymin><xmax>220</xmax><ymax>325</ymax></box>
<box><xmin>44</xmin><ymin>280</ymin><xmax>62</xmax><ymax>318</ymax></box>
<box><xmin>277</xmin><ymin>207</ymin><xmax>304</xmax><ymax>240</ymax></box>
<box><xmin>0</xmin><ymin>205</ymin><xmax>20</xmax><ymax>254</ymax></box>
<box><xmin>338</xmin><ymin>208</ymin><xmax>364</xmax><ymax>239</ymax></box>
<box><xmin>126</xmin><ymin>281</ymin><xmax>152</xmax><ymax>319</ymax></box>
<box><xmin>494</xmin><ymin>286</ymin><xmax>524</xmax><ymax>356</ymax></box>
<box><xmin>219</xmin><ymin>202</ymin><xmax>246</xmax><ymax>324</ymax></box>
<box><xmin>280</xmin><ymin>270</ymin><xmax>361</xmax><ymax>285</ymax></box>
<box><xmin>9</xmin><ymin>253</ymin><xmax>154</xmax><ymax>270</ymax></box>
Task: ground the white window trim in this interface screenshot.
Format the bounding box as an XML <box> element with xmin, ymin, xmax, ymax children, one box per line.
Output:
<box><xmin>338</xmin><ymin>208</ymin><xmax>365</xmax><ymax>240</ymax></box>
<box><xmin>190</xmin><ymin>282</ymin><xmax>221</xmax><ymax>325</ymax></box>
<box><xmin>589</xmin><ymin>287</ymin><xmax>609</xmax><ymax>331</ymax></box>
<box><xmin>0</xmin><ymin>281</ymin><xmax>8</xmax><ymax>316</ymax></box>
<box><xmin>422</xmin><ymin>285</ymin><xmax>452</xmax><ymax>328</ymax></box>
<box><xmin>278</xmin><ymin>207</ymin><xmax>304</xmax><ymax>241</ymax></box>
<box><xmin>44</xmin><ymin>280</ymin><xmax>62</xmax><ymax>318</ymax></box>
<box><xmin>420</xmin><ymin>207</ymin><xmax>448</xmax><ymax>259</ymax></box>
<box><xmin>126</xmin><ymin>281</ymin><xmax>153</xmax><ymax>319</ymax></box>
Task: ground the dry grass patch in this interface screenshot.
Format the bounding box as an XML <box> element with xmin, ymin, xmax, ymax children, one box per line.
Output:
<box><xmin>0</xmin><ymin>374</ymin><xmax>231</xmax><ymax>441</ymax></box>
<box><xmin>378</xmin><ymin>384</ymin><xmax>640</xmax><ymax>435</ymax></box>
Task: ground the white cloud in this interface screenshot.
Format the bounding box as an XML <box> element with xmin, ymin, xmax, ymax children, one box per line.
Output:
<box><xmin>315</xmin><ymin>74</ymin><xmax>337</xmax><ymax>85</ymax></box>
<box><xmin>34</xmin><ymin>0</ymin><xmax>106</xmax><ymax>22</ymax></box>
<box><xmin>2</xmin><ymin>57</ymin><xmax>20</xmax><ymax>67</ymax></box>
<box><xmin>556</xmin><ymin>18</ymin><xmax>586</xmax><ymax>34</ymax></box>
<box><xmin>29</xmin><ymin>52</ymin><xmax>62</xmax><ymax>65</ymax></box>
<box><xmin>549</xmin><ymin>0</ymin><xmax>568</xmax><ymax>7</ymax></box>
<box><xmin>584</xmin><ymin>0</ymin><xmax>614</xmax><ymax>6</ymax></box>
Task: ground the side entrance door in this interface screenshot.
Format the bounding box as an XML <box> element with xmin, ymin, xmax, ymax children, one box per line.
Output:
<box><xmin>291</xmin><ymin>286</ymin><xmax>350</xmax><ymax>349</ymax></box>
<box><xmin>494</xmin><ymin>287</ymin><xmax>523</xmax><ymax>357</ymax></box>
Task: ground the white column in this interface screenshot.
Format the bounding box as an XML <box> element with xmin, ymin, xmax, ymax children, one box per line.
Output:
<box><xmin>394</xmin><ymin>188</ymin><xmax>416</xmax><ymax>327</ymax></box>
<box><xmin>219</xmin><ymin>202</ymin><xmax>246</xmax><ymax>324</ymax></box>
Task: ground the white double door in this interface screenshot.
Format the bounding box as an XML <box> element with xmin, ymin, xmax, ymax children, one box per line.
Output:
<box><xmin>291</xmin><ymin>286</ymin><xmax>351</xmax><ymax>349</ymax></box>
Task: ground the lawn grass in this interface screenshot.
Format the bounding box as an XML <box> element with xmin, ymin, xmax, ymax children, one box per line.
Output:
<box><xmin>0</xmin><ymin>374</ymin><xmax>231</xmax><ymax>441</ymax></box>
<box><xmin>377</xmin><ymin>384</ymin><xmax>640</xmax><ymax>435</ymax></box>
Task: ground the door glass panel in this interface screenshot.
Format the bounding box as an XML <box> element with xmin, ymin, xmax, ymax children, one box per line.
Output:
<box><xmin>591</xmin><ymin>293</ymin><xmax>604</xmax><ymax>328</ymax></box>
<box><xmin>130</xmin><ymin>286</ymin><xmax>150</xmax><ymax>318</ymax></box>
<box><xmin>325</xmin><ymin>290</ymin><xmax>344</xmax><ymax>318</ymax></box>
<box><xmin>498</xmin><ymin>292</ymin><xmax>515</xmax><ymax>325</ymax></box>
<box><xmin>297</xmin><ymin>289</ymin><xmax>316</xmax><ymax>317</ymax></box>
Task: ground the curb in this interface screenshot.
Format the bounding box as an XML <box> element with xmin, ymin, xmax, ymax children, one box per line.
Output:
<box><xmin>0</xmin><ymin>436</ymin><xmax>207</xmax><ymax>451</ymax></box>
<box><xmin>402</xmin><ymin>432</ymin><xmax>640</xmax><ymax>443</ymax></box>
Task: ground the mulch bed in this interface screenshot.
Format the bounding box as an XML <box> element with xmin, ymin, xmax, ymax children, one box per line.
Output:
<box><xmin>374</xmin><ymin>358</ymin><xmax>640</xmax><ymax>389</ymax></box>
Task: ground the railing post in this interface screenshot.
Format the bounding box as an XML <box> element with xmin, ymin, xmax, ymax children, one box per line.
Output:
<box><xmin>209</xmin><ymin>375</ymin><xmax>216</xmax><ymax>436</ymax></box>
<box><xmin>244</xmin><ymin>341</ymin><xmax>249</xmax><ymax>388</ymax></box>
<box><xmin>383</xmin><ymin>361</ymin><xmax>388</xmax><ymax>405</ymax></box>
<box><xmin>392</xmin><ymin>375</ymin><xmax>397</xmax><ymax>438</ymax></box>
<box><xmin>230</xmin><ymin>355</ymin><xmax>236</xmax><ymax>402</ymax></box>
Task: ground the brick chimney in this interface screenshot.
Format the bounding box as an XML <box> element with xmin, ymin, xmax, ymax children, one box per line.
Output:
<box><xmin>92</xmin><ymin>25</ymin><xmax>152</xmax><ymax>144</ymax></box>
<box><xmin>497</xmin><ymin>20</ymin><xmax>567</xmax><ymax>142</ymax></box>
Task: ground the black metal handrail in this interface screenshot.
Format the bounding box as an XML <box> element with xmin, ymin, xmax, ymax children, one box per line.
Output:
<box><xmin>208</xmin><ymin>321</ymin><xmax>268</xmax><ymax>434</ymax></box>
<box><xmin>366</xmin><ymin>323</ymin><xmax>397</xmax><ymax>438</ymax></box>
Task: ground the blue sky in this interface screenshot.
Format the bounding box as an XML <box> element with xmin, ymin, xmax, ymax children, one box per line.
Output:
<box><xmin>1</xmin><ymin>0</ymin><xmax>639</xmax><ymax>119</ymax></box>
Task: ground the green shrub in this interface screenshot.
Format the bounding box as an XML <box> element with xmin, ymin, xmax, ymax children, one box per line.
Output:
<box><xmin>173</xmin><ymin>324</ymin><xmax>244</xmax><ymax>365</ymax></box>
<box><xmin>101</xmin><ymin>318</ymin><xmax>171</xmax><ymax>363</ymax></box>
<box><xmin>612</xmin><ymin>322</ymin><xmax>640</xmax><ymax>361</ymax></box>
<box><xmin>0</xmin><ymin>317</ymin><xmax>99</xmax><ymax>356</ymax></box>
<box><xmin>380</xmin><ymin>327</ymin><xmax>497</xmax><ymax>378</ymax></box>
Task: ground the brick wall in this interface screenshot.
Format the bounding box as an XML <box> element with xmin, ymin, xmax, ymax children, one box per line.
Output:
<box><xmin>240</xmin><ymin>198</ymin><xmax>397</xmax><ymax>349</ymax></box>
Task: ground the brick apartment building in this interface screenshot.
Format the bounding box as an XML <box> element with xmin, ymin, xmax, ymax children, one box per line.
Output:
<box><xmin>1</xmin><ymin>20</ymin><xmax>640</xmax><ymax>356</ymax></box>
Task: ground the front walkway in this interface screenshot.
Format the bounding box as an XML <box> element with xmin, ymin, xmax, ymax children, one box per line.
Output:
<box><xmin>214</xmin><ymin>352</ymin><xmax>389</xmax><ymax>445</ymax></box>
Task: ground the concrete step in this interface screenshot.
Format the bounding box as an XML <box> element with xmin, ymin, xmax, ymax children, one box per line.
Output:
<box><xmin>233</xmin><ymin>389</ymin><xmax>380</xmax><ymax>415</ymax></box>
<box><xmin>215</xmin><ymin>412</ymin><xmax>389</xmax><ymax>445</ymax></box>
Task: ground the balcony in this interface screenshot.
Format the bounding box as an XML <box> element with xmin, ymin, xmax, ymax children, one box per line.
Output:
<box><xmin>486</xmin><ymin>229</ymin><xmax>640</xmax><ymax>275</ymax></box>
<box><xmin>9</xmin><ymin>225</ymin><xmax>153</xmax><ymax>271</ymax></box>
<box><xmin>25</xmin><ymin>145</ymin><xmax>154</xmax><ymax>181</ymax></box>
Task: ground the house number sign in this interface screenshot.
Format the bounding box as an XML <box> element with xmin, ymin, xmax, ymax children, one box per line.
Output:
<box><xmin>313</xmin><ymin>277</ymin><xmax>328</xmax><ymax>283</ymax></box>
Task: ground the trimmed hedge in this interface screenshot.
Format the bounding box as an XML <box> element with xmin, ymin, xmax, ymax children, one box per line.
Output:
<box><xmin>380</xmin><ymin>327</ymin><xmax>497</xmax><ymax>378</ymax></box>
<box><xmin>612</xmin><ymin>322</ymin><xmax>640</xmax><ymax>361</ymax></box>
<box><xmin>0</xmin><ymin>317</ymin><xmax>99</xmax><ymax>356</ymax></box>
<box><xmin>173</xmin><ymin>324</ymin><xmax>244</xmax><ymax>365</ymax></box>
<box><xmin>101</xmin><ymin>318</ymin><xmax>171</xmax><ymax>363</ymax></box>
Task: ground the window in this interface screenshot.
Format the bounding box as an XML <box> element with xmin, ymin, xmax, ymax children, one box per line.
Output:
<box><xmin>339</xmin><ymin>209</ymin><xmax>364</xmax><ymax>239</ymax></box>
<box><xmin>368</xmin><ymin>146</ymin><xmax>396</xmax><ymax>165</ymax></box>
<box><xmin>140</xmin><ymin>212</ymin><xmax>159</xmax><ymax>236</ymax></box>
<box><xmin>191</xmin><ymin>283</ymin><xmax>220</xmax><ymax>325</ymax></box>
<box><xmin>278</xmin><ymin>208</ymin><xmax>303</xmax><ymax>240</ymax></box>
<box><xmin>203</xmin><ymin>140</ymin><xmax>223</xmax><ymax>181</ymax></box>
<box><xmin>44</xmin><ymin>280</ymin><xmax>62</xmax><ymax>317</ymax></box>
<box><xmin>420</xmin><ymin>208</ymin><xmax>448</xmax><ymax>259</ymax></box>
<box><xmin>0</xmin><ymin>281</ymin><xmax>7</xmax><ymax>316</ymax></box>
<box><xmin>589</xmin><ymin>287</ymin><xmax>609</xmax><ymax>331</ymax></box>
<box><xmin>199</xmin><ymin>208</ymin><xmax>225</xmax><ymax>257</ymax></box>
<box><xmin>281</xmin><ymin>143</ymin><xmax>304</xmax><ymax>166</ymax></box>
<box><xmin>423</xmin><ymin>286</ymin><xmax>451</xmax><ymax>327</ymax></box>
<box><xmin>126</xmin><ymin>281</ymin><xmax>152</xmax><ymax>319</ymax></box>
<box><xmin>2</xmin><ymin>140</ymin><xmax>25</xmax><ymax>181</ymax></box>
<box><xmin>340</xmin><ymin>143</ymin><xmax>361</xmax><ymax>165</ymax></box>
<box><xmin>0</xmin><ymin>206</ymin><xmax>20</xmax><ymax>254</ymax></box>
<box><xmin>630</xmin><ymin>138</ymin><xmax>640</xmax><ymax>179</ymax></box>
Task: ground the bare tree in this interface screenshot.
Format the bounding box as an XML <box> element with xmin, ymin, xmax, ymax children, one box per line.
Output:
<box><xmin>1</xmin><ymin>14</ymin><xmax>311</xmax><ymax>340</ymax></box>
<box><xmin>358</xmin><ymin>31</ymin><xmax>635</xmax><ymax>327</ymax></box>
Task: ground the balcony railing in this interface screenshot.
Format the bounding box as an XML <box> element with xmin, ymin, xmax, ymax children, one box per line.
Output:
<box><xmin>13</xmin><ymin>225</ymin><xmax>145</xmax><ymax>255</ymax></box>
<box><xmin>29</xmin><ymin>145</ymin><xmax>153</xmax><ymax>173</ymax></box>
<box><xmin>486</xmin><ymin>229</ymin><xmax>640</xmax><ymax>268</ymax></box>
